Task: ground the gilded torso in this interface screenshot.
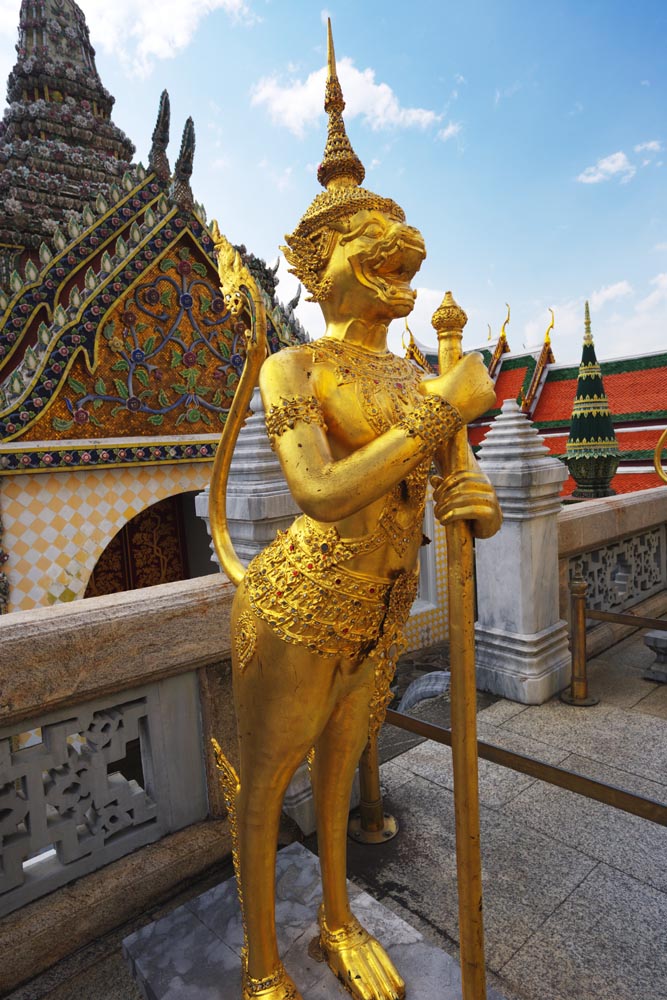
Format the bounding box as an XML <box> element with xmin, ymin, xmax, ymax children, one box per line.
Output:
<box><xmin>303</xmin><ymin>336</ymin><xmax>430</xmax><ymax>580</ymax></box>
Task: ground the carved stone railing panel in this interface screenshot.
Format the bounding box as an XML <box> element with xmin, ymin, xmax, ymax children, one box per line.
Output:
<box><xmin>0</xmin><ymin>672</ymin><xmax>207</xmax><ymax>917</ymax></box>
<box><xmin>570</xmin><ymin>525</ymin><xmax>667</xmax><ymax>614</ymax></box>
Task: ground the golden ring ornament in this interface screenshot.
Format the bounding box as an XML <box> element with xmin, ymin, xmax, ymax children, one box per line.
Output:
<box><xmin>655</xmin><ymin>428</ymin><xmax>667</xmax><ymax>484</ymax></box>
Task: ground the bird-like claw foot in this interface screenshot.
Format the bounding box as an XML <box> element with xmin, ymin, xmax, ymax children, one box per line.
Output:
<box><xmin>242</xmin><ymin>959</ymin><xmax>302</xmax><ymax>999</ymax></box>
<box><xmin>318</xmin><ymin>905</ymin><xmax>405</xmax><ymax>1000</ymax></box>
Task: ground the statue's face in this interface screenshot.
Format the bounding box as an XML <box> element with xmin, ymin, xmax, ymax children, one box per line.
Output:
<box><xmin>322</xmin><ymin>209</ymin><xmax>426</xmax><ymax>324</ymax></box>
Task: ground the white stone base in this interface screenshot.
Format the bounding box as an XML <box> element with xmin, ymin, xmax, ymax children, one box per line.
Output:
<box><xmin>282</xmin><ymin>761</ymin><xmax>360</xmax><ymax>835</ymax></box>
<box><xmin>474</xmin><ymin>620</ymin><xmax>571</xmax><ymax>704</ymax></box>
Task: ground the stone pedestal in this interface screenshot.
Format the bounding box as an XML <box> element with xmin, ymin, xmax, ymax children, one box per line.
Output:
<box><xmin>123</xmin><ymin>842</ymin><xmax>506</xmax><ymax>1000</ymax></box>
<box><xmin>196</xmin><ymin>388</ymin><xmax>358</xmax><ymax>832</ymax></box>
<box><xmin>643</xmin><ymin>629</ymin><xmax>667</xmax><ymax>683</ymax></box>
<box><xmin>474</xmin><ymin>400</ymin><xmax>571</xmax><ymax>704</ymax></box>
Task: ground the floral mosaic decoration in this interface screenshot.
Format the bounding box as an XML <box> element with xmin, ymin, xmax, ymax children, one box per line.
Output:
<box><xmin>52</xmin><ymin>245</ymin><xmax>245</xmax><ymax>434</ymax></box>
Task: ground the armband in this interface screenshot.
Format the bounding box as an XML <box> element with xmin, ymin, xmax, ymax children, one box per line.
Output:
<box><xmin>265</xmin><ymin>395</ymin><xmax>328</xmax><ymax>449</ymax></box>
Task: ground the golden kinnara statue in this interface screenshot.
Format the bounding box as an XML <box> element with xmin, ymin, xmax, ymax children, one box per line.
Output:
<box><xmin>209</xmin><ymin>22</ymin><xmax>501</xmax><ymax>1000</ymax></box>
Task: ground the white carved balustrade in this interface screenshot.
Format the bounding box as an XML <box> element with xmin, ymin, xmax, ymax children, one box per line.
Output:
<box><xmin>0</xmin><ymin>576</ymin><xmax>235</xmax><ymax>922</ymax></box>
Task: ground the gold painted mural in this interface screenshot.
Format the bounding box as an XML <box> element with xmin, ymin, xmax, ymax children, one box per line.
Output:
<box><xmin>21</xmin><ymin>237</ymin><xmax>245</xmax><ymax>441</ymax></box>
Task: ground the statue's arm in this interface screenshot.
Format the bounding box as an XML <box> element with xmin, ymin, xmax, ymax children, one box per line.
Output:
<box><xmin>259</xmin><ymin>350</ymin><xmax>461</xmax><ymax>523</ymax></box>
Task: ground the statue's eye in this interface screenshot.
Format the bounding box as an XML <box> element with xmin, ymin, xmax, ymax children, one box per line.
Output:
<box><xmin>364</xmin><ymin>224</ymin><xmax>383</xmax><ymax>239</ymax></box>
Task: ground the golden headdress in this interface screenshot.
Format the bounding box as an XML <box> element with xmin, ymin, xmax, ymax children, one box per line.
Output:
<box><xmin>282</xmin><ymin>20</ymin><xmax>405</xmax><ymax>301</ymax></box>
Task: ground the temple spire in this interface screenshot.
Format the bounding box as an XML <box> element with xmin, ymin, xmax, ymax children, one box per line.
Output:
<box><xmin>0</xmin><ymin>0</ymin><xmax>134</xmax><ymax>262</ymax></box>
<box><xmin>317</xmin><ymin>19</ymin><xmax>365</xmax><ymax>190</ymax></box>
<box><xmin>565</xmin><ymin>301</ymin><xmax>619</xmax><ymax>499</ymax></box>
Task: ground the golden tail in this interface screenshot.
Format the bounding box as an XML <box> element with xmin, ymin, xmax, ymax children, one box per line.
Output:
<box><xmin>208</xmin><ymin>222</ymin><xmax>268</xmax><ymax>586</ymax></box>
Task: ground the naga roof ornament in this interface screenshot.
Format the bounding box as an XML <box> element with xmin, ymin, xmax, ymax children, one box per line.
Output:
<box><xmin>170</xmin><ymin>117</ymin><xmax>196</xmax><ymax>212</ymax></box>
<box><xmin>174</xmin><ymin>117</ymin><xmax>196</xmax><ymax>183</ymax></box>
<box><xmin>149</xmin><ymin>90</ymin><xmax>171</xmax><ymax>183</ymax></box>
<box><xmin>282</xmin><ymin>19</ymin><xmax>405</xmax><ymax>301</ymax></box>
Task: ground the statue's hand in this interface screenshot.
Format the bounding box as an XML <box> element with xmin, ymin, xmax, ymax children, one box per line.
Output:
<box><xmin>431</xmin><ymin>469</ymin><xmax>502</xmax><ymax>538</ymax></box>
<box><xmin>418</xmin><ymin>352</ymin><xmax>496</xmax><ymax>425</ymax></box>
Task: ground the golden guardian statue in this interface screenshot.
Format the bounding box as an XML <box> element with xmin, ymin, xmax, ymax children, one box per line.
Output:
<box><xmin>209</xmin><ymin>22</ymin><xmax>501</xmax><ymax>1000</ymax></box>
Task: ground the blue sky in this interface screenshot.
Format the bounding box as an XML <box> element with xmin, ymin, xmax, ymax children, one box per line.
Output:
<box><xmin>1</xmin><ymin>0</ymin><xmax>665</xmax><ymax>363</ymax></box>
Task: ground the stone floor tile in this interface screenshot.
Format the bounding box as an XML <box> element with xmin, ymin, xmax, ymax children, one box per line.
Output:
<box><xmin>379</xmin><ymin>758</ymin><xmax>414</xmax><ymax>797</ymax></box>
<box><xmin>585</xmin><ymin>648</ymin><xmax>659</xmax><ymax>708</ymax></box>
<box><xmin>502</xmin><ymin>753</ymin><xmax>667</xmax><ymax>892</ymax></box>
<box><xmin>391</xmin><ymin>721</ymin><xmax>569</xmax><ymax>809</ymax></box>
<box><xmin>503</xmin><ymin>698</ymin><xmax>667</xmax><ymax>782</ymax></box>
<box><xmin>346</xmin><ymin>773</ymin><xmax>597</xmax><ymax>971</ymax></box>
<box><xmin>125</xmin><ymin>843</ymin><xmax>509</xmax><ymax>1000</ymax></box>
<box><xmin>123</xmin><ymin>905</ymin><xmax>239</xmax><ymax>1000</ymax></box>
<box><xmin>499</xmin><ymin>863</ymin><xmax>667</xmax><ymax>1000</ymax></box>
<box><xmin>633</xmin><ymin>682</ymin><xmax>667</xmax><ymax>720</ymax></box>
<box><xmin>477</xmin><ymin>699</ymin><xmax>530</xmax><ymax>727</ymax></box>
<box><xmin>35</xmin><ymin>953</ymin><xmax>142</xmax><ymax>1000</ymax></box>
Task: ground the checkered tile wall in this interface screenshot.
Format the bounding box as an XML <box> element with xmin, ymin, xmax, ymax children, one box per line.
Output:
<box><xmin>2</xmin><ymin>464</ymin><xmax>211</xmax><ymax>611</ymax></box>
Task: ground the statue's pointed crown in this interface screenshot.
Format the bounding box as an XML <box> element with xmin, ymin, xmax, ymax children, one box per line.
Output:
<box><xmin>317</xmin><ymin>21</ymin><xmax>365</xmax><ymax>190</ymax></box>
<box><xmin>282</xmin><ymin>20</ymin><xmax>405</xmax><ymax>301</ymax></box>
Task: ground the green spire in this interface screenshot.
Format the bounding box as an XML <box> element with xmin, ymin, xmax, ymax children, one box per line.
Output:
<box><xmin>565</xmin><ymin>301</ymin><xmax>619</xmax><ymax>499</ymax></box>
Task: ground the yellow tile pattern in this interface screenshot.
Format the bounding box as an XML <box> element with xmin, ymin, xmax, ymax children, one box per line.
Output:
<box><xmin>403</xmin><ymin>519</ymin><xmax>449</xmax><ymax>652</ymax></box>
<box><xmin>1</xmin><ymin>463</ymin><xmax>211</xmax><ymax>611</ymax></box>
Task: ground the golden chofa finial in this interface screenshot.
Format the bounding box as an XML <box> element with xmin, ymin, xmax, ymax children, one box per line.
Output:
<box><xmin>584</xmin><ymin>300</ymin><xmax>593</xmax><ymax>345</ymax></box>
<box><xmin>500</xmin><ymin>302</ymin><xmax>510</xmax><ymax>341</ymax></box>
<box><xmin>317</xmin><ymin>18</ymin><xmax>365</xmax><ymax>190</ymax></box>
<box><xmin>545</xmin><ymin>307</ymin><xmax>555</xmax><ymax>346</ymax></box>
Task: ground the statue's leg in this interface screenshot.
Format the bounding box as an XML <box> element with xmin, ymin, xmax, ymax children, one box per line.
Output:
<box><xmin>231</xmin><ymin>585</ymin><xmax>342</xmax><ymax>998</ymax></box>
<box><xmin>313</xmin><ymin>659</ymin><xmax>406</xmax><ymax>1000</ymax></box>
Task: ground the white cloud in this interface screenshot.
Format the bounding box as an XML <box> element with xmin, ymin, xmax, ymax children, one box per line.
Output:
<box><xmin>523</xmin><ymin>276</ymin><xmax>667</xmax><ymax>364</ymax></box>
<box><xmin>0</xmin><ymin>0</ymin><xmax>18</xmax><ymax>89</ymax></box>
<box><xmin>320</xmin><ymin>9</ymin><xmax>331</xmax><ymax>26</ymax></box>
<box><xmin>636</xmin><ymin>272</ymin><xmax>667</xmax><ymax>313</ymax></box>
<box><xmin>437</xmin><ymin>121</ymin><xmax>462</xmax><ymax>143</ymax></box>
<box><xmin>251</xmin><ymin>57</ymin><xmax>440</xmax><ymax>137</ymax></box>
<box><xmin>634</xmin><ymin>140</ymin><xmax>662</xmax><ymax>153</ymax></box>
<box><xmin>590</xmin><ymin>280</ymin><xmax>633</xmax><ymax>310</ymax></box>
<box><xmin>641</xmin><ymin>79</ymin><xmax>651</xmax><ymax>87</ymax></box>
<box><xmin>576</xmin><ymin>151</ymin><xmax>636</xmax><ymax>185</ymax></box>
<box><xmin>454</xmin><ymin>73</ymin><xmax>466</xmax><ymax>85</ymax></box>
<box><xmin>79</xmin><ymin>0</ymin><xmax>257</xmax><ymax>78</ymax></box>
<box><xmin>493</xmin><ymin>81</ymin><xmax>522</xmax><ymax>108</ymax></box>
<box><xmin>654</xmin><ymin>243</ymin><xmax>667</xmax><ymax>251</ymax></box>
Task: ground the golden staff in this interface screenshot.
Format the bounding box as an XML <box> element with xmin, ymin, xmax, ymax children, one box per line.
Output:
<box><xmin>655</xmin><ymin>428</ymin><xmax>667</xmax><ymax>484</ymax></box>
<box><xmin>432</xmin><ymin>291</ymin><xmax>486</xmax><ymax>1000</ymax></box>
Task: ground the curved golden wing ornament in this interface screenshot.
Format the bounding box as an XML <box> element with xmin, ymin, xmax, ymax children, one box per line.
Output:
<box><xmin>655</xmin><ymin>428</ymin><xmax>667</xmax><ymax>484</ymax></box>
<box><xmin>208</xmin><ymin>221</ymin><xmax>268</xmax><ymax>586</ymax></box>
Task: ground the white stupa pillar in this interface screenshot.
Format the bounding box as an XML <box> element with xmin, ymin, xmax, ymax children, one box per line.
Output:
<box><xmin>195</xmin><ymin>386</ymin><xmax>299</xmax><ymax>569</ymax></box>
<box><xmin>474</xmin><ymin>399</ymin><xmax>570</xmax><ymax>704</ymax></box>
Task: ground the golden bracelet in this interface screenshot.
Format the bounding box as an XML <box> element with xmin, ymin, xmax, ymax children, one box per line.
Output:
<box><xmin>265</xmin><ymin>395</ymin><xmax>328</xmax><ymax>449</ymax></box>
<box><xmin>397</xmin><ymin>396</ymin><xmax>463</xmax><ymax>452</ymax></box>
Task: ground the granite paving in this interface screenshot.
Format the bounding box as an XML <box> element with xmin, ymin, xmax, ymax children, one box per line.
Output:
<box><xmin>499</xmin><ymin>863</ymin><xmax>667</xmax><ymax>1000</ymax></box>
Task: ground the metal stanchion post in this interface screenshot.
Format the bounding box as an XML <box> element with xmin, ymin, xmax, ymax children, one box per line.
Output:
<box><xmin>561</xmin><ymin>571</ymin><xmax>599</xmax><ymax>706</ymax></box>
<box><xmin>348</xmin><ymin>735</ymin><xmax>399</xmax><ymax>844</ymax></box>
